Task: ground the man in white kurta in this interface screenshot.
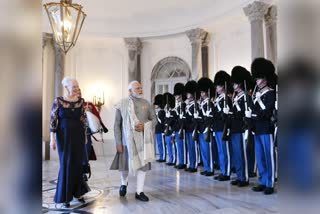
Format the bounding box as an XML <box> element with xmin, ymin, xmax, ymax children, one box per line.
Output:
<box><xmin>110</xmin><ymin>80</ymin><xmax>157</xmax><ymax>201</ymax></box>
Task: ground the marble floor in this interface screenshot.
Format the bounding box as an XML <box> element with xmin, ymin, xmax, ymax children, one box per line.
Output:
<box><xmin>43</xmin><ymin>155</ymin><xmax>278</xmax><ymax>214</ymax></box>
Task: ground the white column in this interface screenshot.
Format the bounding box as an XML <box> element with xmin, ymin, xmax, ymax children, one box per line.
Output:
<box><xmin>265</xmin><ymin>5</ymin><xmax>277</xmax><ymax>66</ymax></box>
<box><xmin>124</xmin><ymin>38</ymin><xmax>142</xmax><ymax>83</ymax></box>
<box><xmin>244</xmin><ymin>1</ymin><xmax>269</xmax><ymax>60</ymax></box>
<box><xmin>202</xmin><ymin>33</ymin><xmax>210</xmax><ymax>78</ymax></box>
<box><xmin>186</xmin><ymin>28</ymin><xmax>208</xmax><ymax>80</ymax></box>
<box><xmin>54</xmin><ymin>41</ymin><xmax>65</xmax><ymax>97</ymax></box>
<box><xmin>42</xmin><ymin>33</ymin><xmax>55</xmax><ymax>160</ymax></box>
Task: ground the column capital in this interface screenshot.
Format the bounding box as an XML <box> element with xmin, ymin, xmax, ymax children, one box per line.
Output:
<box><xmin>265</xmin><ymin>5</ymin><xmax>277</xmax><ymax>27</ymax></box>
<box><xmin>202</xmin><ymin>32</ymin><xmax>210</xmax><ymax>47</ymax></box>
<box><xmin>124</xmin><ymin>37</ymin><xmax>142</xmax><ymax>53</ymax></box>
<box><xmin>42</xmin><ymin>32</ymin><xmax>53</xmax><ymax>49</ymax></box>
<box><xmin>243</xmin><ymin>1</ymin><xmax>269</xmax><ymax>22</ymax></box>
<box><xmin>186</xmin><ymin>28</ymin><xmax>208</xmax><ymax>44</ymax></box>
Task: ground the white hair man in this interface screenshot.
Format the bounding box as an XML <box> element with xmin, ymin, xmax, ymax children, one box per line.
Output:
<box><xmin>110</xmin><ymin>80</ymin><xmax>157</xmax><ymax>201</ymax></box>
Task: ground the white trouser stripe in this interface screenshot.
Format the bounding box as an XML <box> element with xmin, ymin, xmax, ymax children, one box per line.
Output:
<box><xmin>175</xmin><ymin>140</ymin><xmax>179</xmax><ymax>165</ymax></box>
<box><xmin>195</xmin><ymin>140</ymin><xmax>198</xmax><ymax>168</ymax></box>
<box><xmin>161</xmin><ymin>133</ymin><xmax>165</xmax><ymax>160</ymax></box>
<box><xmin>226</xmin><ymin>140</ymin><xmax>230</xmax><ymax>176</ymax></box>
<box><xmin>275</xmin><ymin>146</ymin><xmax>278</xmax><ymax>179</ymax></box>
<box><xmin>183</xmin><ymin>132</ymin><xmax>186</xmax><ymax>165</ymax></box>
<box><xmin>242</xmin><ymin>133</ymin><xmax>249</xmax><ymax>181</ymax></box>
<box><xmin>270</xmin><ymin>134</ymin><xmax>275</xmax><ymax>187</ymax></box>
<box><xmin>209</xmin><ymin>141</ymin><xmax>213</xmax><ymax>172</ymax></box>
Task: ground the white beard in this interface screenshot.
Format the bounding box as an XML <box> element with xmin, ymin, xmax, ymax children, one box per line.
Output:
<box><xmin>132</xmin><ymin>92</ymin><xmax>143</xmax><ymax>99</ymax></box>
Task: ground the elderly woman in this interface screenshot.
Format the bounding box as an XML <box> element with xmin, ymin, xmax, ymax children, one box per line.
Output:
<box><xmin>50</xmin><ymin>77</ymin><xmax>90</xmax><ymax>208</ymax></box>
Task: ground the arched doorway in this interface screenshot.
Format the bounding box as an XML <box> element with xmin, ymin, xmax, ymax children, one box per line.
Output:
<box><xmin>151</xmin><ymin>56</ymin><xmax>191</xmax><ymax>100</ymax></box>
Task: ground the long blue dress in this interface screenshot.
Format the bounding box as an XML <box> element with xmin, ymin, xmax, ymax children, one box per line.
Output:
<box><xmin>50</xmin><ymin>97</ymin><xmax>90</xmax><ymax>203</ymax></box>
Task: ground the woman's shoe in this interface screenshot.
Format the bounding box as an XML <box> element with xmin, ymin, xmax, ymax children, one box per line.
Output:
<box><xmin>62</xmin><ymin>202</ymin><xmax>70</xmax><ymax>208</ymax></box>
<box><xmin>78</xmin><ymin>197</ymin><xmax>86</xmax><ymax>203</ymax></box>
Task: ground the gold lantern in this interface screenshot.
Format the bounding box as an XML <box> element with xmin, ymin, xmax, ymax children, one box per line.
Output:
<box><xmin>43</xmin><ymin>0</ymin><xmax>86</xmax><ymax>54</ymax></box>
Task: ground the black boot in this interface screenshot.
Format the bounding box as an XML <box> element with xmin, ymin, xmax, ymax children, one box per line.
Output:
<box><xmin>264</xmin><ymin>187</ymin><xmax>274</xmax><ymax>195</ymax></box>
<box><xmin>230</xmin><ymin>179</ymin><xmax>240</xmax><ymax>186</ymax></box>
<box><xmin>252</xmin><ymin>185</ymin><xmax>266</xmax><ymax>192</ymax></box>
<box><xmin>238</xmin><ymin>181</ymin><xmax>249</xmax><ymax>187</ymax></box>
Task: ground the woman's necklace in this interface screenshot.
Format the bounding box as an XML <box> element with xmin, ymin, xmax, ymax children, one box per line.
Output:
<box><xmin>63</xmin><ymin>95</ymin><xmax>79</xmax><ymax>102</ymax></box>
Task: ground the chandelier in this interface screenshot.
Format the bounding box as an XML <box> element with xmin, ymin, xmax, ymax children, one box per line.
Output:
<box><xmin>43</xmin><ymin>0</ymin><xmax>86</xmax><ymax>54</ymax></box>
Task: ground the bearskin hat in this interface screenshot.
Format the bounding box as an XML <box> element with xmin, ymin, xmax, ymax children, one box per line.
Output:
<box><xmin>185</xmin><ymin>80</ymin><xmax>198</xmax><ymax>95</ymax></box>
<box><xmin>174</xmin><ymin>83</ymin><xmax>187</xmax><ymax>101</ymax></box>
<box><xmin>162</xmin><ymin>92</ymin><xmax>175</xmax><ymax>109</ymax></box>
<box><xmin>231</xmin><ymin>66</ymin><xmax>254</xmax><ymax>91</ymax></box>
<box><xmin>268</xmin><ymin>73</ymin><xmax>278</xmax><ymax>90</ymax></box>
<box><xmin>251</xmin><ymin>58</ymin><xmax>276</xmax><ymax>82</ymax></box>
<box><xmin>174</xmin><ymin>83</ymin><xmax>184</xmax><ymax>95</ymax></box>
<box><xmin>153</xmin><ymin>94</ymin><xmax>165</xmax><ymax>108</ymax></box>
<box><xmin>214</xmin><ymin>70</ymin><xmax>233</xmax><ymax>93</ymax></box>
<box><xmin>197</xmin><ymin>77</ymin><xmax>214</xmax><ymax>97</ymax></box>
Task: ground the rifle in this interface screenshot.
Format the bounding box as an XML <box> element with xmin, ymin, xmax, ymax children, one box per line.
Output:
<box><xmin>178</xmin><ymin>100</ymin><xmax>185</xmax><ymax>139</ymax></box>
<box><xmin>222</xmin><ymin>81</ymin><xmax>231</xmax><ymax>141</ymax></box>
<box><xmin>164</xmin><ymin>94</ymin><xmax>171</xmax><ymax>136</ymax></box>
<box><xmin>192</xmin><ymin>92</ymin><xmax>199</xmax><ymax>141</ymax></box>
<box><xmin>243</xmin><ymin>80</ymin><xmax>254</xmax><ymax>144</ymax></box>
<box><xmin>272</xmin><ymin>84</ymin><xmax>278</xmax><ymax>146</ymax></box>
<box><xmin>205</xmin><ymin>88</ymin><xmax>213</xmax><ymax>142</ymax></box>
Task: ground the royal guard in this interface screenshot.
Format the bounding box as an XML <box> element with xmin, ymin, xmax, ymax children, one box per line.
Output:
<box><xmin>163</xmin><ymin>92</ymin><xmax>177</xmax><ymax>166</ymax></box>
<box><xmin>154</xmin><ymin>94</ymin><xmax>166</xmax><ymax>162</ymax></box>
<box><xmin>184</xmin><ymin>80</ymin><xmax>198</xmax><ymax>172</ymax></box>
<box><xmin>246</xmin><ymin>58</ymin><xmax>277</xmax><ymax>195</ymax></box>
<box><xmin>172</xmin><ymin>83</ymin><xmax>187</xmax><ymax>169</ymax></box>
<box><xmin>213</xmin><ymin>71</ymin><xmax>232</xmax><ymax>181</ymax></box>
<box><xmin>197</xmin><ymin>77</ymin><xmax>215</xmax><ymax>176</ymax></box>
<box><xmin>229</xmin><ymin>66</ymin><xmax>254</xmax><ymax>187</ymax></box>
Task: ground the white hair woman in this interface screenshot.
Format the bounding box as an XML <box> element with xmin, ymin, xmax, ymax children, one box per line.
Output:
<box><xmin>50</xmin><ymin>77</ymin><xmax>90</xmax><ymax>207</ymax></box>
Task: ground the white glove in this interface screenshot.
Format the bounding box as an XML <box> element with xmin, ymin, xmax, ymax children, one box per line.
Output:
<box><xmin>165</xmin><ymin>111</ymin><xmax>171</xmax><ymax>118</ymax></box>
<box><xmin>275</xmin><ymin>101</ymin><xmax>278</xmax><ymax>110</ymax></box>
<box><xmin>245</xmin><ymin>109</ymin><xmax>252</xmax><ymax>118</ymax></box>
<box><xmin>194</xmin><ymin>112</ymin><xmax>199</xmax><ymax>118</ymax></box>
<box><xmin>179</xmin><ymin>114</ymin><xmax>183</xmax><ymax>119</ymax></box>
<box><xmin>223</xmin><ymin>106</ymin><xmax>229</xmax><ymax>114</ymax></box>
<box><xmin>255</xmin><ymin>92</ymin><xmax>261</xmax><ymax>100</ymax></box>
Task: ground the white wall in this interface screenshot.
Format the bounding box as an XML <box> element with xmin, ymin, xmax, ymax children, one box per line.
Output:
<box><xmin>210</xmin><ymin>20</ymin><xmax>252</xmax><ymax>77</ymax></box>
<box><xmin>141</xmin><ymin>34</ymin><xmax>192</xmax><ymax>101</ymax></box>
<box><xmin>63</xmin><ymin>37</ymin><xmax>128</xmax><ymax>156</ymax></box>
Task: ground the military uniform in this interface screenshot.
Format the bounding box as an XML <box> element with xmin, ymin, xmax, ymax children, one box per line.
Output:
<box><xmin>184</xmin><ymin>81</ymin><xmax>198</xmax><ymax>172</ymax></box>
<box><xmin>154</xmin><ymin>94</ymin><xmax>166</xmax><ymax>162</ymax></box>
<box><xmin>163</xmin><ymin>93</ymin><xmax>177</xmax><ymax>166</ymax></box>
<box><xmin>197</xmin><ymin>77</ymin><xmax>215</xmax><ymax>176</ymax></box>
<box><xmin>248</xmin><ymin>58</ymin><xmax>277</xmax><ymax>195</ymax></box>
<box><xmin>172</xmin><ymin>83</ymin><xmax>187</xmax><ymax>169</ymax></box>
<box><xmin>213</xmin><ymin>71</ymin><xmax>232</xmax><ymax>181</ymax></box>
<box><xmin>229</xmin><ymin>66</ymin><xmax>253</xmax><ymax>186</ymax></box>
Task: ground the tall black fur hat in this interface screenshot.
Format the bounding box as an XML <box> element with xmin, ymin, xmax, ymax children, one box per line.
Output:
<box><xmin>185</xmin><ymin>80</ymin><xmax>198</xmax><ymax>95</ymax></box>
<box><xmin>231</xmin><ymin>66</ymin><xmax>254</xmax><ymax>91</ymax></box>
<box><xmin>153</xmin><ymin>94</ymin><xmax>165</xmax><ymax>108</ymax></box>
<box><xmin>214</xmin><ymin>70</ymin><xmax>232</xmax><ymax>93</ymax></box>
<box><xmin>197</xmin><ymin>77</ymin><xmax>214</xmax><ymax>97</ymax></box>
<box><xmin>174</xmin><ymin>83</ymin><xmax>184</xmax><ymax>95</ymax></box>
<box><xmin>269</xmin><ymin>73</ymin><xmax>278</xmax><ymax>90</ymax></box>
<box><xmin>251</xmin><ymin>58</ymin><xmax>276</xmax><ymax>82</ymax></box>
<box><xmin>162</xmin><ymin>92</ymin><xmax>176</xmax><ymax>109</ymax></box>
<box><xmin>174</xmin><ymin>83</ymin><xmax>187</xmax><ymax>101</ymax></box>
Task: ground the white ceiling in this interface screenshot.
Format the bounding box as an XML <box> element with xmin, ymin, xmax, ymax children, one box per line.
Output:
<box><xmin>42</xmin><ymin>0</ymin><xmax>275</xmax><ymax>38</ymax></box>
